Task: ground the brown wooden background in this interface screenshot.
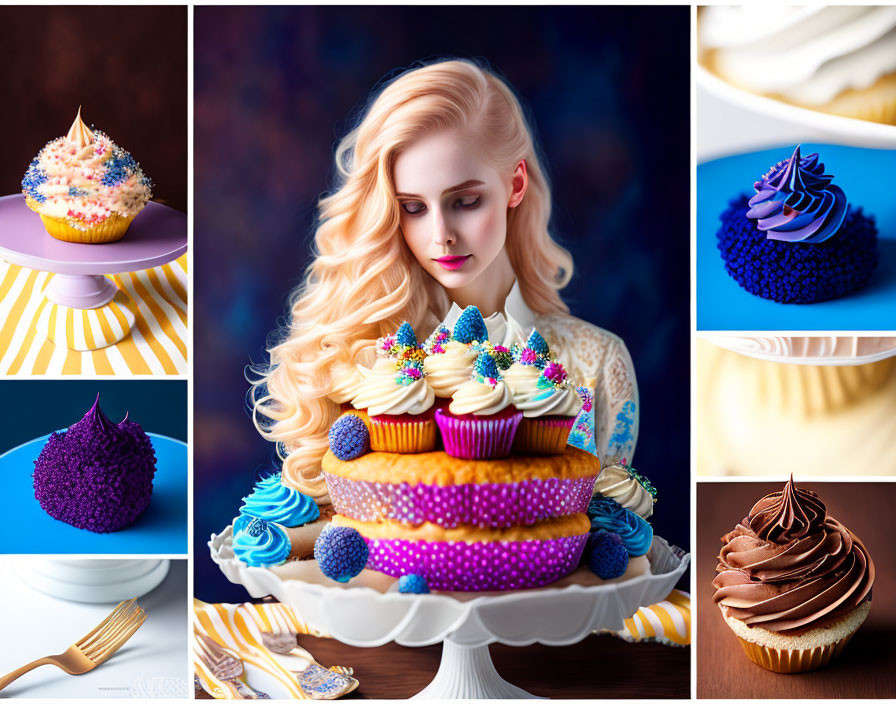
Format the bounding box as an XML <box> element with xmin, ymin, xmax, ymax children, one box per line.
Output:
<box><xmin>697</xmin><ymin>481</ymin><xmax>896</xmax><ymax>698</ymax></box>
<box><xmin>0</xmin><ymin>6</ymin><xmax>187</xmax><ymax>212</ymax></box>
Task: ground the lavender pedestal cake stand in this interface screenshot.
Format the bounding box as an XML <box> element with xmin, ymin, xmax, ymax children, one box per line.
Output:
<box><xmin>210</xmin><ymin>526</ymin><xmax>689</xmax><ymax>699</ymax></box>
<box><xmin>0</xmin><ymin>194</ymin><xmax>186</xmax><ymax>350</ymax></box>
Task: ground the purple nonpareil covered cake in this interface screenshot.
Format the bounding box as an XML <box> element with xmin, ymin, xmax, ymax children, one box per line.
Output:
<box><xmin>33</xmin><ymin>396</ymin><xmax>156</xmax><ymax>532</ymax></box>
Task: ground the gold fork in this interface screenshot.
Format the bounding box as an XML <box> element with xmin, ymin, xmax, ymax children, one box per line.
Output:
<box><xmin>0</xmin><ymin>598</ymin><xmax>147</xmax><ymax>691</ymax></box>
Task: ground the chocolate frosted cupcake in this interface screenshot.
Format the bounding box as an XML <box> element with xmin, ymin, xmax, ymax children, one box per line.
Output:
<box><xmin>716</xmin><ymin>146</ymin><xmax>878</xmax><ymax>304</ymax></box>
<box><xmin>713</xmin><ymin>477</ymin><xmax>875</xmax><ymax>673</ymax></box>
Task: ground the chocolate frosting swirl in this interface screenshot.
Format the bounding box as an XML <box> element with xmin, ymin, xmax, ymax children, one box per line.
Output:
<box><xmin>713</xmin><ymin>478</ymin><xmax>874</xmax><ymax>633</ymax></box>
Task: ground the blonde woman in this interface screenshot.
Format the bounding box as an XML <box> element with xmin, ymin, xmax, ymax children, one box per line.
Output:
<box><xmin>252</xmin><ymin>59</ymin><xmax>639</xmax><ymax>501</ymax></box>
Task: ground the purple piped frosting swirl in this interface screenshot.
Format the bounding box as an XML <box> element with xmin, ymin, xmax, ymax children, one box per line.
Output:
<box><xmin>746</xmin><ymin>145</ymin><xmax>847</xmax><ymax>244</ymax></box>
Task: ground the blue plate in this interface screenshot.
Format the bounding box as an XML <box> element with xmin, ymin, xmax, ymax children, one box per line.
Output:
<box><xmin>0</xmin><ymin>433</ymin><xmax>187</xmax><ymax>554</ymax></box>
<box><xmin>697</xmin><ymin>144</ymin><xmax>896</xmax><ymax>330</ymax></box>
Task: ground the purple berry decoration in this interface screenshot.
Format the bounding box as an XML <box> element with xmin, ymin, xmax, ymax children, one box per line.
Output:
<box><xmin>395</xmin><ymin>321</ymin><xmax>418</xmax><ymax>347</ymax></box>
<box><xmin>453</xmin><ymin>306</ymin><xmax>488</xmax><ymax>344</ymax></box>
<box><xmin>328</xmin><ymin>414</ymin><xmax>370</xmax><ymax>461</ymax></box>
<box><xmin>398</xmin><ymin>574</ymin><xmax>430</xmax><ymax>594</ymax></box>
<box><xmin>587</xmin><ymin>530</ymin><xmax>629</xmax><ymax>579</ymax></box>
<box><xmin>314</xmin><ymin>525</ymin><xmax>369</xmax><ymax>582</ymax></box>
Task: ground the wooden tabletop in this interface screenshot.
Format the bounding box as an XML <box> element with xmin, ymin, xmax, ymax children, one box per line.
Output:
<box><xmin>697</xmin><ymin>481</ymin><xmax>896</xmax><ymax>699</ymax></box>
<box><xmin>197</xmin><ymin>633</ymin><xmax>689</xmax><ymax>698</ymax></box>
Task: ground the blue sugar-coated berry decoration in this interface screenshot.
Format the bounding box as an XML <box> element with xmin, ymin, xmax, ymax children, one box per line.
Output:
<box><xmin>587</xmin><ymin>530</ymin><xmax>629</xmax><ymax>579</ymax></box>
<box><xmin>314</xmin><ymin>525</ymin><xmax>369</xmax><ymax>583</ymax></box>
<box><xmin>526</xmin><ymin>330</ymin><xmax>550</xmax><ymax>356</ymax></box>
<box><xmin>453</xmin><ymin>306</ymin><xmax>488</xmax><ymax>344</ymax></box>
<box><xmin>328</xmin><ymin>414</ymin><xmax>370</xmax><ymax>461</ymax></box>
<box><xmin>474</xmin><ymin>352</ymin><xmax>500</xmax><ymax>380</ymax></box>
<box><xmin>395</xmin><ymin>322</ymin><xmax>418</xmax><ymax>347</ymax></box>
<box><xmin>398</xmin><ymin>574</ymin><xmax>430</xmax><ymax>594</ymax></box>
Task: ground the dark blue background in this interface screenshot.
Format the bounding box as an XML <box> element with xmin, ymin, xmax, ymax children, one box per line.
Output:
<box><xmin>0</xmin><ymin>380</ymin><xmax>187</xmax><ymax>451</ymax></box>
<box><xmin>195</xmin><ymin>5</ymin><xmax>690</xmax><ymax>602</ymax></box>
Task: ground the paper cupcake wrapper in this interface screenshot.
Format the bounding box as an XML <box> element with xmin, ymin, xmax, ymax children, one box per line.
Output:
<box><xmin>363</xmin><ymin>533</ymin><xmax>589</xmax><ymax>591</ymax></box>
<box><xmin>735</xmin><ymin>633</ymin><xmax>855</xmax><ymax>674</ymax></box>
<box><xmin>434</xmin><ymin>408</ymin><xmax>522</xmax><ymax>459</ymax></box>
<box><xmin>368</xmin><ymin>415</ymin><xmax>436</xmax><ymax>453</ymax></box>
<box><xmin>324</xmin><ymin>472</ymin><xmax>598</xmax><ymax>528</ymax></box>
<box><xmin>513</xmin><ymin>416</ymin><xmax>576</xmax><ymax>455</ymax></box>
<box><xmin>38</xmin><ymin>212</ymin><xmax>135</xmax><ymax>244</ymax></box>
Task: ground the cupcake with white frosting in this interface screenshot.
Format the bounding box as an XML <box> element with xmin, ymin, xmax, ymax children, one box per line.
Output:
<box><xmin>351</xmin><ymin>322</ymin><xmax>435</xmax><ymax>453</ymax></box>
<box><xmin>593</xmin><ymin>463</ymin><xmax>657</xmax><ymax>519</ymax></box>
<box><xmin>22</xmin><ymin>108</ymin><xmax>153</xmax><ymax>243</ymax></box>
<box><xmin>435</xmin><ymin>351</ymin><xmax>522</xmax><ymax>459</ymax></box>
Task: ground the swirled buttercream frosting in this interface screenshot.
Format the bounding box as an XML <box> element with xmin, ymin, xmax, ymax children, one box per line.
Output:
<box><xmin>713</xmin><ymin>477</ymin><xmax>875</xmax><ymax>633</ymax></box>
<box><xmin>351</xmin><ymin>357</ymin><xmax>434</xmax><ymax>416</ymax></box>
<box><xmin>232</xmin><ymin>516</ymin><xmax>291</xmax><ymax>567</ymax></box>
<box><xmin>510</xmin><ymin>361</ymin><xmax>582</xmax><ymax>418</ymax></box>
<box><xmin>22</xmin><ymin>109</ymin><xmax>153</xmax><ymax>230</ymax></box>
<box><xmin>746</xmin><ymin>146</ymin><xmax>847</xmax><ymax>244</ymax></box>
<box><xmin>424</xmin><ymin>340</ymin><xmax>478</xmax><ymax>398</ymax></box>
<box><xmin>33</xmin><ymin>395</ymin><xmax>156</xmax><ymax>533</ymax></box>
<box><xmin>586</xmin><ymin>496</ymin><xmax>653</xmax><ymax>557</ymax></box>
<box><xmin>449</xmin><ymin>353</ymin><xmax>513</xmax><ymax>416</ymax></box>
<box><xmin>239</xmin><ymin>473</ymin><xmax>320</xmax><ymax>527</ymax></box>
<box><xmin>594</xmin><ymin>464</ymin><xmax>657</xmax><ymax>519</ymax></box>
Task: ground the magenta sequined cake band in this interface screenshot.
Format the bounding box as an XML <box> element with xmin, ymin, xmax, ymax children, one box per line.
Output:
<box><xmin>324</xmin><ymin>473</ymin><xmax>598</xmax><ymax>528</ymax></box>
<box><xmin>363</xmin><ymin>533</ymin><xmax>589</xmax><ymax>591</ymax></box>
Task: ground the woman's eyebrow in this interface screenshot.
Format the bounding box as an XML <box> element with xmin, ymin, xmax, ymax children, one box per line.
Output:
<box><xmin>395</xmin><ymin>179</ymin><xmax>485</xmax><ymax>200</ymax></box>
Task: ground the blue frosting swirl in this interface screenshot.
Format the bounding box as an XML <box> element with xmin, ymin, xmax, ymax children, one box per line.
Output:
<box><xmin>232</xmin><ymin>516</ymin><xmax>291</xmax><ymax>567</ymax></box>
<box><xmin>239</xmin><ymin>473</ymin><xmax>319</xmax><ymax>527</ymax></box>
<box><xmin>745</xmin><ymin>145</ymin><xmax>847</xmax><ymax>244</ymax></box>
<box><xmin>587</xmin><ymin>496</ymin><xmax>653</xmax><ymax>557</ymax></box>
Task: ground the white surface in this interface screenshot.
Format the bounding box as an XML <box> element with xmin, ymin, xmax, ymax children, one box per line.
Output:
<box><xmin>700</xmin><ymin>335</ymin><xmax>896</xmax><ymax>366</ymax></box>
<box><xmin>696</xmin><ymin>67</ymin><xmax>896</xmax><ymax>161</ymax></box>
<box><xmin>0</xmin><ymin>559</ymin><xmax>188</xmax><ymax>699</ymax></box>
<box><xmin>210</xmin><ymin>527</ymin><xmax>688</xmax><ymax>648</ymax></box>
<box><xmin>14</xmin><ymin>559</ymin><xmax>170</xmax><ymax>604</ymax></box>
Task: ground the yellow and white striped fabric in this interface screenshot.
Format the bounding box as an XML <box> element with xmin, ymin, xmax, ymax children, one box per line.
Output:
<box><xmin>40</xmin><ymin>291</ymin><xmax>136</xmax><ymax>351</ymax></box>
<box><xmin>194</xmin><ymin>600</ymin><xmax>319</xmax><ymax>699</ymax></box>
<box><xmin>613</xmin><ymin>590</ymin><xmax>691</xmax><ymax>646</ymax></box>
<box><xmin>0</xmin><ymin>255</ymin><xmax>187</xmax><ymax>375</ymax></box>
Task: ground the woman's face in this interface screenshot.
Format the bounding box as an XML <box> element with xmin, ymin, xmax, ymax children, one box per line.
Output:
<box><xmin>393</xmin><ymin>129</ymin><xmax>526</xmax><ymax>298</ymax></box>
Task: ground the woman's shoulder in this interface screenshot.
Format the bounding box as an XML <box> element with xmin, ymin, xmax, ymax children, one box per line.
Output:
<box><xmin>534</xmin><ymin>312</ymin><xmax>629</xmax><ymax>356</ymax></box>
<box><xmin>533</xmin><ymin>312</ymin><xmax>633</xmax><ymax>382</ymax></box>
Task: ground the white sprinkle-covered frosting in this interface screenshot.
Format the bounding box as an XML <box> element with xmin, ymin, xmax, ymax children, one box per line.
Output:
<box><xmin>22</xmin><ymin>110</ymin><xmax>153</xmax><ymax>230</ymax></box>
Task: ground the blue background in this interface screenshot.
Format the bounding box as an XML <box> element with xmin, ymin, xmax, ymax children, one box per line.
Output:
<box><xmin>697</xmin><ymin>144</ymin><xmax>896</xmax><ymax>330</ymax></box>
<box><xmin>194</xmin><ymin>6</ymin><xmax>690</xmax><ymax>602</ymax></box>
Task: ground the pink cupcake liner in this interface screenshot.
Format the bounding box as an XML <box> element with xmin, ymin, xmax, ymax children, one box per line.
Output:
<box><xmin>324</xmin><ymin>473</ymin><xmax>598</xmax><ymax>528</ymax></box>
<box><xmin>434</xmin><ymin>408</ymin><xmax>522</xmax><ymax>459</ymax></box>
<box><xmin>363</xmin><ymin>533</ymin><xmax>589</xmax><ymax>591</ymax></box>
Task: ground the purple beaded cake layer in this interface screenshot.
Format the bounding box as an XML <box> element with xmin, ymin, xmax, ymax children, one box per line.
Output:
<box><xmin>324</xmin><ymin>473</ymin><xmax>598</xmax><ymax>528</ymax></box>
<box><xmin>363</xmin><ymin>533</ymin><xmax>589</xmax><ymax>591</ymax></box>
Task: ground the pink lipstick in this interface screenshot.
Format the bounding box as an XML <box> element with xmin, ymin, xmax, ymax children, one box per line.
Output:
<box><xmin>434</xmin><ymin>255</ymin><xmax>471</xmax><ymax>271</ymax></box>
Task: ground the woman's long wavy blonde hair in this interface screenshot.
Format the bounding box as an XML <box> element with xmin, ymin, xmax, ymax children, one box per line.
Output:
<box><xmin>252</xmin><ymin>59</ymin><xmax>574</xmax><ymax>499</ymax></box>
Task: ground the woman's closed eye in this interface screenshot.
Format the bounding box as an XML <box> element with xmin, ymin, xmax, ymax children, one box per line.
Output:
<box><xmin>400</xmin><ymin>200</ymin><xmax>427</xmax><ymax>215</ymax></box>
<box><xmin>454</xmin><ymin>194</ymin><xmax>480</xmax><ymax>209</ymax></box>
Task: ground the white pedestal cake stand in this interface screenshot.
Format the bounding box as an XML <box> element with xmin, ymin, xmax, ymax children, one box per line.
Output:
<box><xmin>0</xmin><ymin>194</ymin><xmax>186</xmax><ymax>349</ymax></box>
<box><xmin>210</xmin><ymin>527</ymin><xmax>689</xmax><ymax>699</ymax></box>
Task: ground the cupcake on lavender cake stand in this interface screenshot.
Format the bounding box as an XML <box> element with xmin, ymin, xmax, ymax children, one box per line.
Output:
<box><xmin>0</xmin><ymin>110</ymin><xmax>186</xmax><ymax>351</ymax></box>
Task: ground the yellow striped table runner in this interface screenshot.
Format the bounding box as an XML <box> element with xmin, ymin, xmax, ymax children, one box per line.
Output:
<box><xmin>0</xmin><ymin>254</ymin><xmax>187</xmax><ymax>375</ymax></box>
<box><xmin>614</xmin><ymin>589</ymin><xmax>691</xmax><ymax>646</ymax></box>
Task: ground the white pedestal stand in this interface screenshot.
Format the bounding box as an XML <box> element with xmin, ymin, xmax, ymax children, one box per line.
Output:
<box><xmin>210</xmin><ymin>527</ymin><xmax>689</xmax><ymax>699</ymax></box>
